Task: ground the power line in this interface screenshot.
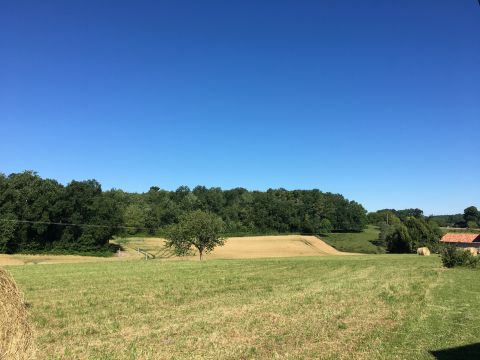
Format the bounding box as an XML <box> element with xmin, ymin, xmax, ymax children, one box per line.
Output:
<box><xmin>0</xmin><ymin>218</ymin><xmax>139</xmax><ymax>230</ymax></box>
<box><xmin>0</xmin><ymin>218</ymin><xmax>330</xmax><ymax>236</ymax></box>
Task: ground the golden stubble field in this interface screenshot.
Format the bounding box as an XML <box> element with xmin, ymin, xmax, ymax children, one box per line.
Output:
<box><xmin>0</xmin><ymin>235</ymin><xmax>356</xmax><ymax>266</ymax></box>
<box><xmin>200</xmin><ymin>235</ymin><xmax>356</xmax><ymax>259</ymax></box>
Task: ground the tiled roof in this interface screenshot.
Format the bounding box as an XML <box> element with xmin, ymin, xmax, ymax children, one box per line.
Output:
<box><xmin>441</xmin><ymin>233</ymin><xmax>480</xmax><ymax>244</ymax></box>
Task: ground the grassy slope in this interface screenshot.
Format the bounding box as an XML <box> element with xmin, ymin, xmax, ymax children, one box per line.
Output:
<box><xmin>7</xmin><ymin>255</ymin><xmax>480</xmax><ymax>359</ymax></box>
<box><xmin>321</xmin><ymin>225</ymin><xmax>383</xmax><ymax>254</ymax></box>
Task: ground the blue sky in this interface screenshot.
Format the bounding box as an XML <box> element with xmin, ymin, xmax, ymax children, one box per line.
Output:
<box><xmin>1</xmin><ymin>0</ymin><xmax>479</xmax><ymax>215</ymax></box>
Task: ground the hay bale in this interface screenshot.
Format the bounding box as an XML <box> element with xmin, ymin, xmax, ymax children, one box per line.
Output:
<box><xmin>464</xmin><ymin>247</ymin><xmax>478</xmax><ymax>256</ymax></box>
<box><xmin>417</xmin><ymin>247</ymin><xmax>431</xmax><ymax>256</ymax></box>
<box><xmin>0</xmin><ymin>268</ymin><xmax>35</xmax><ymax>359</ymax></box>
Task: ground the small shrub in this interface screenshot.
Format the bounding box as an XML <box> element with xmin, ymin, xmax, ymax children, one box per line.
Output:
<box><xmin>440</xmin><ymin>246</ymin><xmax>479</xmax><ymax>268</ymax></box>
<box><xmin>466</xmin><ymin>220</ymin><xmax>478</xmax><ymax>229</ymax></box>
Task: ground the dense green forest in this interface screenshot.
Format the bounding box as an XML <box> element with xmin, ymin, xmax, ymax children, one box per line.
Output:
<box><xmin>0</xmin><ymin>171</ymin><xmax>368</xmax><ymax>254</ymax></box>
<box><xmin>0</xmin><ymin>172</ymin><xmax>122</xmax><ymax>254</ymax></box>
<box><xmin>428</xmin><ymin>206</ymin><xmax>480</xmax><ymax>229</ymax></box>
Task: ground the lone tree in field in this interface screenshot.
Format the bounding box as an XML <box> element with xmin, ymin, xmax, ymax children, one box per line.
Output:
<box><xmin>166</xmin><ymin>210</ymin><xmax>225</xmax><ymax>260</ymax></box>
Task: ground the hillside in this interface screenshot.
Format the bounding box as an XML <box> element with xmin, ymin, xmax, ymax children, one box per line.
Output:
<box><xmin>118</xmin><ymin>234</ymin><xmax>357</xmax><ymax>260</ymax></box>
<box><xmin>321</xmin><ymin>225</ymin><xmax>384</xmax><ymax>254</ymax></box>
<box><xmin>0</xmin><ymin>234</ymin><xmax>356</xmax><ymax>266</ymax></box>
<box><xmin>205</xmin><ymin>235</ymin><xmax>356</xmax><ymax>259</ymax></box>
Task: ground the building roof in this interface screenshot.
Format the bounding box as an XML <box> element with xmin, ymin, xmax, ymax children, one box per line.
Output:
<box><xmin>441</xmin><ymin>233</ymin><xmax>480</xmax><ymax>244</ymax></box>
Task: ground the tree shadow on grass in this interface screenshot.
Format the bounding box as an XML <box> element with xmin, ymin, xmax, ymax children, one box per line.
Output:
<box><xmin>430</xmin><ymin>343</ymin><xmax>480</xmax><ymax>360</ymax></box>
<box><xmin>369</xmin><ymin>239</ymin><xmax>385</xmax><ymax>247</ymax></box>
<box><xmin>108</xmin><ymin>242</ymin><xmax>122</xmax><ymax>252</ymax></box>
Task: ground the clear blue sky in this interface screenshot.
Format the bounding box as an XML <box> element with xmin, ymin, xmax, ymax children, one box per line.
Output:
<box><xmin>1</xmin><ymin>1</ymin><xmax>479</xmax><ymax>215</ymax></box>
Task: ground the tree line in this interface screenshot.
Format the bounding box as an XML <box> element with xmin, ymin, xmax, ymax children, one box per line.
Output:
<box><xmin>369</xmin><ymin>206</ymin><xmax>480</xmax><ymax>232</ymax></box>
<box><xmin>368</xmin><ymin>208</ymin><xmax>443</xmax><ymax>253</ymax></box>
<box><xmin>0</xmin><ymin>171</ymin><xmax>122</xmax><ymax>254</ymax></box>
<box><xmin>427</xmin><ymin>206</ymin><xmax>480</xmax><ymax>229</ymax></box>
<box><xmin>0</xmin><ymin>171</ymin><xmax>368</xmax><ymax>254</ymax></box>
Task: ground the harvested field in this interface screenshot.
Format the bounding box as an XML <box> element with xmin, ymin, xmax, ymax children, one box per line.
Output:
<box><xmin>0</xmin><ymin>235</ymin><xmax>355</xmax><ymax>266</ymax></box>
<box><xmin>205</xmin><ymin>235</ymin><xmax>356</xmax><ymax>259</ymax></box>
<box><xmin>119</xmin><ymin>234</ymin><xmax>358</xmax><ymax>260</ymax></box>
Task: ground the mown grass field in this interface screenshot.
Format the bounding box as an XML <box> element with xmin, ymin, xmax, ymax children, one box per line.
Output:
<box><xmin>321</xmin><ymin>225</ymin><xmax>384</xmax><ymax>254</ymax></box>
<box><xmin>6</xmin><ymin>255</ymin><xmax>480</xmax><ymax>359</ymax></box>
<box><xmin>440</xmin><ymin>227</ymin><xmax>480</xmax><ymax>234</ymax></box>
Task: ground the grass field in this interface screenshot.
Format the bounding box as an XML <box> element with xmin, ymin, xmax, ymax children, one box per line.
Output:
<box><xmin>321</xmin><ymin>225</ymin><xmax>384</xmax><ymax>254</ymax></box>
<box><xmin>6</xmin><ymin>255</ymin><xmax>480</xmax><ymax>359</ymax></box>
<box><xmin>440</xmin><ymin>227</ymin><xmax>480</xmax><ymax>234</ymax></box>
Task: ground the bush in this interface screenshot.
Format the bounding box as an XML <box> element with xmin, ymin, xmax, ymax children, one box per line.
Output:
<box><xmin>386</xmin><ymin>224</ymin><xmax>412</xmax><ymax>253</ymax></box>
<box><xmin>467</xmin><ymin>220</ymin><xmax>478</xmax><ymax>229</ymax></box>
<box><xmin>384</xmin><ymin>217</ymin><xmax>442</xmax><ymax>254</ymax></box>
<box><xmin>440</xmin><ymin>246</ymin><xmax>479</xmax><ymax>268</ymax></box>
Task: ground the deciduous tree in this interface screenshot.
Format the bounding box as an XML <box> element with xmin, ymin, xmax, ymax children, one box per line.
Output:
<box><xmin>166</xmin><ymin>210</ymin><xmax>225</xmax><ymax>260</ymax></box>
<box><xmin>464</xmin><ymin>206</ymin><xmax>479</xmax><ymax>225</ymax></box>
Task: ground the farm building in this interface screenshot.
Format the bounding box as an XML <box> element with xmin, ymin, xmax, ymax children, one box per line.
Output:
<box><xmin>440</xmin><ymin>233</ymin><xmax>480</xmax><ymax>251</ymax></box>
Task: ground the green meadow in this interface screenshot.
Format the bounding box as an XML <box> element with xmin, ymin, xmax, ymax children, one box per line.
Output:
<box><xmin>322</xmin><ymin>225</ymin><xmax>384</xmax><ymax>254</ymax></box>
<box><xmin>7</xmin><ymin>254</ymin><xmax>480</xmax><ymax>359</ymax></box>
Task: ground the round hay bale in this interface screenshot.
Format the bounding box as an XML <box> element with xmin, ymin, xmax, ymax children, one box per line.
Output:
<box><xmin>417</xmin><ymin>247</ymin><xmax>430</xmax><ymax>256</ymax></box>
<box><xmin>464</xmin><ymin>247</ymin><xmax>478</xmax><ymax>256</ymax></box>
<box><xmin>0</xmin><ymin>268</ymin><xmax>35</xmax><ymax>359</ymax></box>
